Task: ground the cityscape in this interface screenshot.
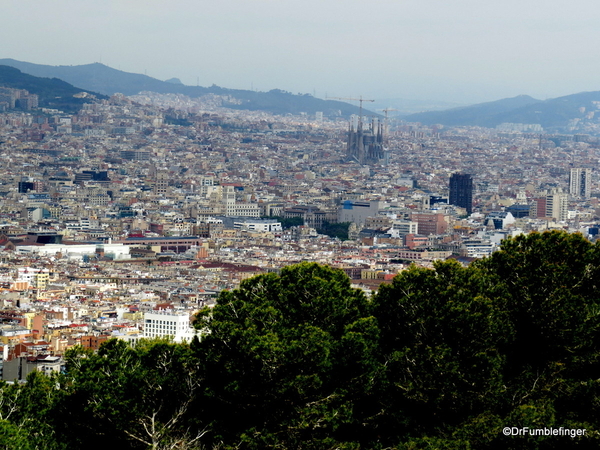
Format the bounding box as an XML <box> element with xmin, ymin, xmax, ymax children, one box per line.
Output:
<box><xmin>0</xmin><ymin>79</ymin><xmax>598</xmax><ymax>373</ymax></box>
<box><xmin>0</xmin><ymin>67</ymin><xmax>600</xmax><ymax>446</ymax></box>
<box><xmin>5</xmin><ymin>0</ymin><xmax>600</xmax><ymax>445</ymax></box>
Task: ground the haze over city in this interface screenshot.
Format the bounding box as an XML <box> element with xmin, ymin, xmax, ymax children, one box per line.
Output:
<box><xmin>5</xmin><ymin>0</ymin><xmax>600</xmax><ymax>104</ymax></box>
<box><xmin>3</xmin><ymin>0</ymin><xmax>600</xmax><ymax>447</ymax></box>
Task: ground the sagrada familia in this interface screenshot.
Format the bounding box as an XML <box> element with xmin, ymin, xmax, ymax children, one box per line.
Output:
<box><xmin>346</xmin><ymin>116</ymin><xmax>388</xmax><ymax>164</ymax></box>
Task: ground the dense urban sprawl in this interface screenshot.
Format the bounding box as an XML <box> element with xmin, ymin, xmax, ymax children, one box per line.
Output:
<box><xmin>0</xmin><ymin>88</ymin><xmax>598</xmax><ymax>380</ymax></box>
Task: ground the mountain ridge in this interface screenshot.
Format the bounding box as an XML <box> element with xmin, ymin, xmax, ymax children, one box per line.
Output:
<box><xmin>0</xmin><ymin>58</ymin><xmax>369</xmax><ymax>117</ymax></box>
<box><xmin>0</xmin><ymin>64</ymin><xmax>107</xmax><ymax>112</ymax></box>
<box><xmin>404</xmin><ymin>92</ymin><xmax>600</xmax><ymax>131</ymax></box>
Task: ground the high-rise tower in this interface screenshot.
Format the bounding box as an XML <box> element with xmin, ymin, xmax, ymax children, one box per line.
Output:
<box><xmin>449</xmin><ymin>173</ymin><xmax>473</xmax><ymax>215</ymax></box>
<box><xmin>569</xmin><ymin>168</ymin><xmax>591</xmax><ymax>199</ymax></box>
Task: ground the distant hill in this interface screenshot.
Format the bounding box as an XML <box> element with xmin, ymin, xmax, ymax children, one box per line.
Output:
<box><xmin>491</xmin><ymin>91</ymin><xmax>600</xmax><ymax>129</ymax></box>
<box><xmin>0</xmin><ymin>65</ymin><xmax>107</xmax><ymax>112</ymax></box>
<box><xmin>404</xmin><ymin>92</ymin><xmax>600</xmax><ymax>131</ymax></box>
<box><xmin>371</xmin><ymin>98</ymin><xmax>466</xmax><ymax>117</ymax></box>
<box><xmin>404</xmin><ymin>95</ymin><xmax>542</xmax><ymax>127</ymax></box>
<box><xmin>0</xmin><ymin>59</ymin><xmax>368</xmax><ymax>117</ymax></box>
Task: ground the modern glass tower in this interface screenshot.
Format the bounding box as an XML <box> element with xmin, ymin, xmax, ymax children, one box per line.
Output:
<box><xmin>449</xmin><ymin>173</ymin><xmax>473</xmax><ymax>215</ymax></box>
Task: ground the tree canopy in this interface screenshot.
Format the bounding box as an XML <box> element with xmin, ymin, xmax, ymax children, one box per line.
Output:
<box><xmin>0</xmin><ymin>231</ymin><xmax>599</xmax><ymax>449</ymax></box>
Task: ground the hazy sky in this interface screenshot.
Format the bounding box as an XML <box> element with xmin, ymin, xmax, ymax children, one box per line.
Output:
<box><xmin>4</xmin><ymin>0</ymin><xmax>600</xmax><ymax>103</ymax></box>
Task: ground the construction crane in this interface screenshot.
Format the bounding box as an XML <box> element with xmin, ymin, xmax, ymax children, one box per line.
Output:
<box><xmin>378</xmin><ymin>107</ymin><xmax>398</xmax><ymax>119</ymax></box>
<box><xmin>326</xmin><ymin>95</ymin><xmax>375</xmax><ymax>119</ymax></box>
<box><xmin>378</xmin><ymin>108</ymin><xmax>398</xmax><ymax>137</ymax></box>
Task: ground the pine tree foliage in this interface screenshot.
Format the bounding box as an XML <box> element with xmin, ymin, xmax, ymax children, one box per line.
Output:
<box><xmin>0</xmin><ymin>231</ymin><xmax>598</xmax><ymax>449</ymax></box>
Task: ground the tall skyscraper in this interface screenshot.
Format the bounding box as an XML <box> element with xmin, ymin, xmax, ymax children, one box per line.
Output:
<box><xmin>569</xmin><ymin>168</ymin><xmax>591</xmax><ymax>198</ymax></box>
<box><xmin>449</xmin><ymin>173</ymin><xmax>473</xmax><ymax>215</ymax></box>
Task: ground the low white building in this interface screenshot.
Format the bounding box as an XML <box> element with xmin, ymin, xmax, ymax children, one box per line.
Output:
<box><xmin>485</xmin><ymin>211</ymin><xmax>516</xmax><ymax>230</ymax></box>
<box><xmin>143</xmin><ymin>310</ymin><xmax>198</xmax><ymax>343</ymax></box>
<box><xmin>16</xmin><ymin>243</ymin><xmax>131</xmax><ymax>260</ymax></box>
<box><xmin>389</xmin><ymin>220</ymin><xmax>419</xmax><ymax>238</ymax></box>
<box><xmin>233</xmin><ymin>219</ymin><xmax>282</xmax><ymax>233</ymax></box>
<box><xmin>462</xmin><ymin>239</ymin><xmax>495</xmax><ymax>258</ymax></box>
<box><xmin>113</xmin><ymin>331</ymin><xmax>144</xmax><ymax>346</ymax></box>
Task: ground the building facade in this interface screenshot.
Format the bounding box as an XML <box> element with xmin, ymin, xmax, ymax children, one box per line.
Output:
<box><xmin>569</xmin><ymin>168</ymin><xmax>591</xmax><ymax>199</ymax></box>
<box><xmin>546</xmin><ymin>188</ymin><xmax>568</xmax><ymax>221</ymax></box>
<box><xmin>449</xmin><ymin>173</ymin><xmax>473</xmax><ymax>215</ymax></box>
<box><xmin>143</xmin><ymin>310</ymin><xmax>198</xmax><ymax>343</ymax></box>
<box><xmin>346</xmin><ymin>116</ymin><xmax>387</xmax><ymax>164</ymax></box>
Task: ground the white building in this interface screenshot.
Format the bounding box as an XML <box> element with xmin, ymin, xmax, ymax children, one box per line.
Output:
<box><xmin>233</xmin><ymin>219</ymin><xmax>282</xmax><ymax>233</ymax></box>
<box><xmin>113</xmin><ymin>331</ymin><xmax>144</xmax><ymax>346</ymax></box>
<box><xmin>226</xmin><ymin>203</ymin><xmax>261</xmax><ymax>217</ymax></box>
<box><xmin>485</xmin><ymin>211</ymin><xmax>516</xmax><ymax>230</ymax></box>
<box><xmin>546</xmin><ymin>188</ymin><xmax>568</xmax><ymax>222</ymax></box>
<box><xmin>390</xmin><ymin>220</ymin><xmax>418</xmax><ymax>238</ymax></box>
<box><xmin>17</xmin><ymin>267</ymin><xmax>50</xmax><ymax>288</ymax></box>
<box><xmin>16</xmin><ymin>243</ymin><xmax>131</xmax><ymax>260</ymax></box>
<box><xmin>463</xmin><ymin>239</ymin><xmax>495</xmax><ymax>258</ymax></box>
<box><xmin>143</xmin><ymin>310</ymin><xmax>198</xmax><ymax>343</ymax></box>
<box><xmin>569</xmin><ymin>168</ymin><xmax>592</xmax><ymax>199</ymax></box>
<box><xmin>339</xmin><ymin>200</ymin><xmax>383</xmax><ymax>227</ymax></box>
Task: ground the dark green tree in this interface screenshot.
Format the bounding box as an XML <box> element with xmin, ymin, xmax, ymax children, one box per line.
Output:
<box><xmin>55</xmin><ymin>339</ymin><xmax>205</xmax><ymax>450</ymax></box>
<box><xmin>269</xmin><ymin>216</ymin><xmax>303</xmax><ymax>229</ymax></box>
<box><xmin>194</xmin><ymin>262</ymin><xmax>378</xmax><ymax>449</ymax></box>
<box><xmin>0</xmin><ymin>420</ymin><xmax>33</xmax><ymax>450</ymax></box>
<box><xmin>370</xmin><ymin>259</ymin><xmax>510</xmax><ymax>446</ymax></box>
<box><xmin>316</xmin><ymin>221</ymin><xmax>351</xmax><ymax>240</ymax></box>
<box><xmin>0</xmin><ymin>231</ymin><xmax>599</xmax><ymax>449</ymax></box>
<box><xmin>369</xmin><ymin>231</ymin><xmax>600</xmax><ymax>448</ymax></box>
<box><xmin>476</xmin><ymin>231</ymin><xmax>600</xmax><ymax>372</ymax></box>
<box><xmin>0</xmin><ymin>372</ymin><xmax>65</xmax><ymax>450</ymax></box>
<box><xmin>472</xmin><ymin>231</ymin><xmax>600</xmax><ymax>447</ymax></box>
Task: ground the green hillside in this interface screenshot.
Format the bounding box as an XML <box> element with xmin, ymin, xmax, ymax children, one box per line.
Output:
<box><xmin>0</xmin><ymin>65</ymin><xmax>106</xmax><ymax>112</ymax></box>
